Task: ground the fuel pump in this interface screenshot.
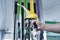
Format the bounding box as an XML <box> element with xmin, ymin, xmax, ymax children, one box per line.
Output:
<box><xmin>17</xmin><ymin>0</ymin><xmax>41</xmax><ymax>40</ymax></box>
<box><xmin>24</xmin><ymin>0</ymin><xmax>41</xmax><ymax>40</ymax></box>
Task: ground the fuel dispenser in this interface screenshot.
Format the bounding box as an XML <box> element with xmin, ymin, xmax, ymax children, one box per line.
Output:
<box><xmin>17</xmin><ymin>0</ymin><xmax>46</xmax><ymax>40</ymax></box>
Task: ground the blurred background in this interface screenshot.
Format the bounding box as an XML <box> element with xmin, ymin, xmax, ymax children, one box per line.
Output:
<box><xmin>0</xmin><ymin>0</ymin><xmax>60</xmax><ymax>40</ymax></box>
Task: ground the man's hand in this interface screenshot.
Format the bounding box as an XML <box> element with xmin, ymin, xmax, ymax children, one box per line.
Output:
<box><xmin>31</xmin><ymin>20</ymin><xmax>46</xmax><ymax>30</ymax></box>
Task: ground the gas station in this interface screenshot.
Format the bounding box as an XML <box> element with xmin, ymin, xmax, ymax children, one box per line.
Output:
<box><xmin>0</xmin><ymin>0</ymin><xmax>60</xmax><ymax>40</ymax></box>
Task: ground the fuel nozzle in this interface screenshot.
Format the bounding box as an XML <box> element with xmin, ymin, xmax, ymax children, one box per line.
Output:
<box><xmin>30</xmin><ymin>21</ymin><xmax>38</xmax><ymax>31</ymax></box>
<box><xmin>25</xmin><ymin>18</ymin><xmax>38</xmax><ymax>31</ymax></box>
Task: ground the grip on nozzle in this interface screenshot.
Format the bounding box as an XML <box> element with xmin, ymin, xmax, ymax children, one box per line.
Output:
<box><xmin>33</xmin><ymin>22</ymin><xmax>37</xmax><ymax>28</ymax></box>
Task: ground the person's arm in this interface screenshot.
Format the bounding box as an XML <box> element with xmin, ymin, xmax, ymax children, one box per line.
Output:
<box><xmin>32</xmin><ymin>20</ymin><xmax>60</xmax><ymax>33</ymax></box>
<box><xmin>44</xmin><ymin>23</ymin><xmax>60</xmax><ymax>33</ymax></box>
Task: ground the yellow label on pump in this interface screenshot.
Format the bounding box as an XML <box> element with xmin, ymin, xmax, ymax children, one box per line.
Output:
<box><xmin>26</xmin><ymin>10</ymin><xmax>37</xmax><ymax>19</ymax></box>
<box><xmin>26</xmin><ymin>0</ymin><xmax>37</xmax><ymax>19</ymax></box>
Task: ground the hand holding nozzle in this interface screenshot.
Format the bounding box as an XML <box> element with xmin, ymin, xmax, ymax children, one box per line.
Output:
<box><xmin>31</xmin><ymin>20</ymin><xmax>46</xmax><ymax>31</ymax></box>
